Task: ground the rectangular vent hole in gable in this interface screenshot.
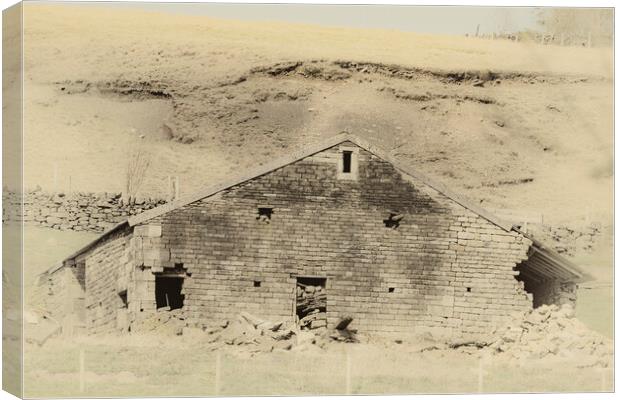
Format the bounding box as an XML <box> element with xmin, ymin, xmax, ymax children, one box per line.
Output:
<box><xmin>342</xmin><ymin>150</ymin><xmax>352</xmax><ymax>173</ymax></box>
<box><xmin>118</xmin><ymin>290</ymin><xmax>128</xmax><ymax>308</ymax></box>
<box><xmin>254</xmin><ymin>280</ymin><xmax>261</xmax><ymax>287</ymax></box>
<box><xmin>174</xmin><ymin>262</ymin><xmax>191</xmax><ymax>277</ymax></box>
<box><xmin>388</xmin><ymin>287</ymin><xmax>395</xmax><ymax>293</ymax></box>
<box><xmin>257</xmin><ymin>207</ymin><xmax>273</xmax><ymax>223</ymax></box>
<box><xmin>383</xmin><ymin>212</ymin><xmax>404</xmax><ymax>229</ymax></box>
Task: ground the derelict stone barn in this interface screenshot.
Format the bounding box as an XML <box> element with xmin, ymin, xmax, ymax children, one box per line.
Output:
<box><xmin>38</xmin><ymin>134</ymin><xmax>591</xmax><ymax>339</ymax></box>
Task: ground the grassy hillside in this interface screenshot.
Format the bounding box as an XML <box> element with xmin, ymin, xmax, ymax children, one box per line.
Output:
<box><xmin>19</xmin><ymin>4</ymin><xmax>613</xmax><ymax>227</ymax></box>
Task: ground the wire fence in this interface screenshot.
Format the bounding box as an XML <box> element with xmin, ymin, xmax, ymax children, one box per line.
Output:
<box><xmin>70</xmin><ymin>345</ymin><xmax>614</xmax><ymax>396</ymax></box>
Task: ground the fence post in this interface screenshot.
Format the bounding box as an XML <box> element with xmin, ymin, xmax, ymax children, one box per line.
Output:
<box><xmin>215</xmin><ymin>350</ymin><xmax>221</xmax><ymax>395</ymax></box>
<box><xmin>53</xmin><ymin>162</ymin><xmax>59</xmax><ymax>192</ymax></box>
<box><xmin>167</xmin><ymin>175</ymin><xmax>172</xmax><ymax>201</ymax></box>
<box><xmin>79</xmin><ymin>348</ymin><xmax>85</xmax><ymax>393</ymax></box>
<box><xmin>477</xmin><ymin>357</ymin><xmax>483</xmax><ymax>393</ymax></box>
<box><xmin>475</xmin><ymin>352</ymin><xmax>490</xmax><ymax>393</ymax></box>
<box><xmin>600</xmin><ymin>367</ymin><xmax>610</xmax><ymax>391</ymax></box>
<box><xmin>345</xmin><ymin>348</ymin><xmax>352</xmax><ymax>394</ymax></box>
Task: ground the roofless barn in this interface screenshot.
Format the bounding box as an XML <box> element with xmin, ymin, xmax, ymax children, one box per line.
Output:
<box><xmin>39</xmin><ymin>134</ymin><xmax>591</xmax><ymax>339</ymax></box>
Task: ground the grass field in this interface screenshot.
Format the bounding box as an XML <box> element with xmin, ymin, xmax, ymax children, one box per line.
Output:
<box><xmin>22</xmin><ymin>338</ymin><xmax>613</xmax><ymax>397</ymax></box>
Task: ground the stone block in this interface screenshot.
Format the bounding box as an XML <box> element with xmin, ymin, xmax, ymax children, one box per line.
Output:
<box><xmin>46</xmin><ymin>216</ymin><xmax>63</xmax><ymax>225</ymax></box>
<box><xmin>134</xmin><ymin>224</ymin><xmax>162</xmax><ymax>238</ymax></box>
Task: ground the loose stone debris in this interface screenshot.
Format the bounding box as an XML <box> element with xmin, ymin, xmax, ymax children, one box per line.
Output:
<box><xmin>17</xmin><ymin>309</ymin><xmax>62</xmax><ymax>346</ymax></box>
<box><xmin>485</xmin><ymin>304</ymin><xmax>613</xmax><ymax>367</ymax></box>
<box><xmin>129</xmin><ymin>309</ymin><xmax>358</xmax><ymax>356</ymax></box>
<box><xmin>130</xmin><ymin>307</ymin><xmax>188</xmax><ymax>336</ymax></box>
<box><xmin>127</xmin><ymin>305</ymin><xmax>612</xmax><ymax>365</ymax></box>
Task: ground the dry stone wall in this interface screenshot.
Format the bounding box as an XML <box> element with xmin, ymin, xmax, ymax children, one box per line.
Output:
<box><xmin>2</xmin><ymin>190</ymin><xmax>166</xmax><ymax>233</ymax></box>
<box><xmin>528</xmin><ymin>224</ymin><xmax>603</xmax><ymax>256</ymax></box>
<box><xmin>133</xmin><ymin>142</ymin><xmax>533</xmax><ymax>340</ymax></box>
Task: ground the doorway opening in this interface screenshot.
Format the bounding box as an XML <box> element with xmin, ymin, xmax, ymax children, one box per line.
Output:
<box><xmin>295</xmin><ymin>277</ymin><xmax>327</xmax><ymax>330</ymax></box>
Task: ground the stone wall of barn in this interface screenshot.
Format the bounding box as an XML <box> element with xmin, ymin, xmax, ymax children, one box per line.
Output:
<box><xmin>84</xmin><ymin>228</ymin><xmax>133</xmax><ymax>333</ymax></box>
<box><xmin>132</xmin><ymin>142</ymin><xmax>534</xmax><ymax>339</ymax></box>
<box><xmin>34</xmin><ymin>263</ymin><xmax>86</xmax><ymax>335</ymax></box>
<box><xmin>123</xmin><ymin>224</ymin><xmax>175</xmax><ymax>330</ymax></box>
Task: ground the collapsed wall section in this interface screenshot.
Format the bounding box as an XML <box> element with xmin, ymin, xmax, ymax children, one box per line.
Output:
<box><xmin>528</xmin><ymin>280</ymin><xmax>577</xmax><ymax>308</ymax></box>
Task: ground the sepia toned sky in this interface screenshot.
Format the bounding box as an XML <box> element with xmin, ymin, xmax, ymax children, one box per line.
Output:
<box><xmin>53</xmin><ymin>2</ymin><xmax>544</xmax><ymax>35</ymax></box>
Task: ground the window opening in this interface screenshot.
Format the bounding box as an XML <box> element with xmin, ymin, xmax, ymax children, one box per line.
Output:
<box><xmin>155</xmin><ymin>276</ymin><xmax>185</xmax><ymax>310</ymax></box>
<box><xmin>342</xmin><ymin>151</ymin><xmax>352</xmax><ymax>173</ymax></box>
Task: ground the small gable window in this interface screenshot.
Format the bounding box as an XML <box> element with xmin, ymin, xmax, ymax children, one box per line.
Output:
<box><xmin>337</xmin><ymin>146</ymin><xmax>358</xmax><ymax>180</ymax></box>
<box><xmin>342</xmin><ymin>151</ymin><xmax>352</xmax><ymax>173</ymax></box>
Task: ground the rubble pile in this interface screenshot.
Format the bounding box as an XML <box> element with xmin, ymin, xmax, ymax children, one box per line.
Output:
<box><xmin>166</xmin><ymin>311</ymin><xmax>358</xmax><ymax>355</ymax></box>
<box><xmin>487</xmin><ymin>304</ymin><xmax>613</xmax><ymax>367</ymax></box>
<box><xmin>214</xmin><ymin>312</ymin><xmax>357</xmax><ymax>352</ymax></box>
<box><xmin>197</xmin><ymin>312</ymin><xmax>298</xmax><ymax>353</ymax></box>
<box><xmin>328</xmin><ymin>316</ymin><xmax>358</xmax><ymax>343</ymax></box>
<box><xmin>296</xmin><ymin>283</ymin><xmax>327</xmax><ymax>330</ymax></box>
<box><xmin>130</xmin><ymin>307</ymin><xmax>187</xmax><ymax>335</ymax></box>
